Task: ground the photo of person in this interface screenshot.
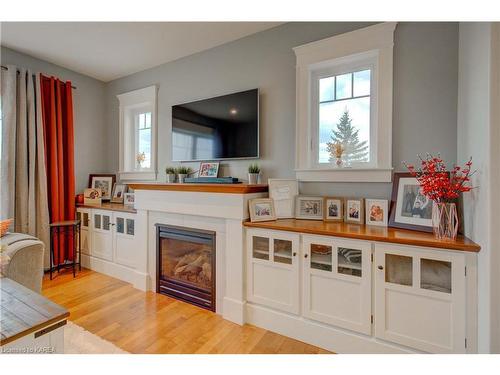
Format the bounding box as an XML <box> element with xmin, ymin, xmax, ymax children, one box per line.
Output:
<box><xmin>111</xmin><ymin>183</ymin><xmax>128</xmax><ymax>203</ymax></box>
<box><xmin>345</xmin><ymin>198</ymin><xmax>364</xmax><ymax>224</ymax></box>
<box><xmin>89</xmin><ymin>174</ymin><xmax>116</xmax><ymax>201</ymax></box>
<box><xmin>401</xmin><ymin>185</ymin><xmax>432</xmax><ymax>219</ymax></box>
<box><xmin>348</xmin><ymin>202</ymin><xmax>360</xmax><ymax>219</ymax></box>
<box><xmin>249</xmin><ymin>198</ymin><xmax>276</xmax><ymax>222</ymax></box>
<box><xmin>366</xmin><ymin>199</ymin><xmax>388</xmax><ymax>227</ymax></box>
<box><xmin>199</xmin><ymin>162</ymin><xmax>219</xmax><ymax>177</ymax></box>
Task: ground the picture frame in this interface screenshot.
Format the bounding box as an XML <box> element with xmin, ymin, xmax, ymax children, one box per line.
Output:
<box><xmin>389</xmin><ymin>172</ymin><xmax>434</xmax><ymax>232</ymax></box>
<box><xmin>83</xmin><ymin>188</ymin><xmax>102</xmax><ymax>206</ymax></box>
<box><xmin>111</xmin><ymin>183</ymin><xmax>128</xmax><ymax>203</ymax></box>
<box><xmin>295</xmin><ymin>196</ymin><xmax>323</xmax><ymax>220</ymax></box>
<box><xmin>323</xmin><ymin>197</ymin><xmax>344</xmax><ymax>222</ymax></box>
<box><xmin>123</xmin><ymin>193</ymin><xmax>135</xmax><ymax>206</ymax></box>
<box><xmin>268</xmin><ymin>179</ymin><xmax>299</xmax><ymax>219</ymax></box>
<box><xmin>365</xmin><ymin>199</ymin><xmax>388</xmax><ymax>227</ymax></box>
<box><xmin>198</xmin><ymin>162</ymin><xmax>220</xmax><ymax>178</ymax></box>
<box><xmin>248</xmin><ymin>198</ymin><xmax>277</xmax><ymax>222</ymax></box>
<box><xmin>88</xmin><ymin>174</ymin><xmax>116</xmax><ymax>201</ymax></box>
<box><xmin>345</xmin><ymin>198</ymin><xmax>365</xmax><ymax>224</ymax></box>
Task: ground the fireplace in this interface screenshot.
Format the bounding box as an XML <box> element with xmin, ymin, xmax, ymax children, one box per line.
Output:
<box><xmin>156</xmin><ymin>224</ymin><xmax>216</xmax><ymax>311</ymax></box>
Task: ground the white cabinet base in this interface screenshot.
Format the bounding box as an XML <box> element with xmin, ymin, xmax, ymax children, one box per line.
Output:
<box><xmin>81</xmin><ymin>254</ymin><xmax>149</xmax><ymax>291</ymax></box>
<box><xmin>1</xmin><ymin>321</ymin><xmax>65</xmax><ymax>354</ymax></box>
<box><xmin>246</xmin><ymin>303</ymin><xmax>417</xmax><ymax>354</ymax></box>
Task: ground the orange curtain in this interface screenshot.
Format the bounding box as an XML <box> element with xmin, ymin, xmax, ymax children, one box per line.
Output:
<box><xmin>40</xmin><ymin>74</ymin><xmax>76</xmax><ymax>265</ymax></box>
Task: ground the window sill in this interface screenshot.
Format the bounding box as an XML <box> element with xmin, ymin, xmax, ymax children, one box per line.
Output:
<box><xmin>119</xmin><ymin>171</ymin><xmax>157</xmax><ymax>182</ymax></box>
<box><xmin>295</xmin><ymin>168</ymin><xmax>393</xmax><ymax>183</ymax></box>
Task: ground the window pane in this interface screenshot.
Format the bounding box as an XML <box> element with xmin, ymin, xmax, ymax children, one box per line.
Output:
<box><xmin>172</xmin><ymin>131</ymin><xmax>194</xmax><ymax>161</ymax></box>
<box><xmin>253</xmin><ymin>236</ymin><xmax>269</xmax><ymax>260</ymax></box>
<box><xmin>353</xmin><ymin>70</ymin><xmax>371</xmax><ymax>97</ymax></box>
<box><xmin>318</xmin><ymin>97</ymin><xmax>370</xmax><ymax>164</ymax></box>
<box><xmin>338</xmin><ymin>247</ymin><xmax>362</xmax><ymax>277</ymax></box>
<box><xmin>385</xmin><ymin>254</ymin><xmax>412</xmax><ymax>286</ymax></box>
<box><xmin>145</xmin><ymin>112</ymin><xmax>151</xmax><ymax>128</ymax></box>
<box><xmin>139</xmin><ymin>113</ymin><xmax>145</xmax><ymax>129</ymax></box>
<box><xmin>421</xmin><ymin>258</ymin><xmax>451</xmax><ymax>293</ymax></box>
<box><xmin>138</xmin><ymin>128</ymin><xmax>151</xmax><ymax>169</ymax></box>
<box><xmin>274</xmin><ymin>239</ymin><xmax>292</xmax><ymax>265</ymax></box>
<box><xmin>335</xmin><ymin>73</ymin><xmax>352</xmax><ymax>100</ymax></box>
<box><xmin>310</xmin><ymin>244</ymin><xmax>332</xmax><ymax>272</ymax></box>
<box><xmin>195</xmin><ymin>137</ymin><xmax>214</xmax><ymax>160</ymax></box>
<box><xmin>319</xmin><ymin>76</ymin><xmax>335</xmax><ymax>102</ymax></box>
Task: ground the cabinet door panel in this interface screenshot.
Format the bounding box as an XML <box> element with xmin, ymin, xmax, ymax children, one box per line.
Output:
<box><xmin>91</xmin><ymin>210</ymin><xmax>113</xmax><ymax>261</ymax></box>
<box><xmin>114</xmin><ymin>213</ymin><xmax>138</xmax><ymax>268</ymax></box>
<box><xmin>374</xmin><ymin>244</ymin><xmax>466</xmax><ymax>353</ymax></box>
<box><xmin>303</xmin><ymin>235</ymin><xmax>371</xmax><ymax>335</ymax></box>
<box><xmin>246</xmin><ymin>229</ymin><xmax>300</xmax><ymax>314</ymax></box>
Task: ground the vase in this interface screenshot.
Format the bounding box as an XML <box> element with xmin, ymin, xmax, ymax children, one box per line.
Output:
<box><xmin>177</xmin><ymin>174</ymin><xmax>187</xmax><ymax>183</ymax></box>
<box><xmin>248</xmin><ymin>173</ymin><xmax>260</xmax><ymax>184</ymax></box>
<box><xmin>432</xmin><ymin>202</ymin><xmax>458</xmax><ymax>240</ymax></box>
<box><xmin>336</xmin><ymin>157</ymin><xmax>343</xmax><ymax>168</ymax></box>
<box><xmin>166</xmin><ymin>174</ymin><xmax>176</xmax><ymax>183</ymax></box>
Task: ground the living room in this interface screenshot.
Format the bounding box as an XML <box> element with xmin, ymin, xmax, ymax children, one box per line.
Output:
<box><xmin>1</xmin><ymin>0</ymin><xmax>499</xmax><ymax>372</ymax></box>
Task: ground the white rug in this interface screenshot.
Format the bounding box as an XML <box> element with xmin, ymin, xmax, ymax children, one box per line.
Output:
<box><xmin>64</xmin><ymin>321</ymin><xmax>128</xmax><ymax>354</ymax></box>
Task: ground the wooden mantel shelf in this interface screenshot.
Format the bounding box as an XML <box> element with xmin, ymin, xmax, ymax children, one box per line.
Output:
<box><xmin>244</xmin><ymin>219</ymin><xmax>481</xmax><ymax>253</ymax></box>
<box><xmin>128</xmin><ymin>183</ymin><xmax>268</xmax><ymax>194</ymax></box>
<box><xmin>77</xmin><ymin>202</ymin><xmax>137</xmax><ymax>213</ymax></box>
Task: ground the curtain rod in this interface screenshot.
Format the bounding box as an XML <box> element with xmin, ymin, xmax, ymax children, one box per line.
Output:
<box><xmin>1</xmin><ymin>65</ymin><xmax>77</xmax><ymax>89</ymax></box>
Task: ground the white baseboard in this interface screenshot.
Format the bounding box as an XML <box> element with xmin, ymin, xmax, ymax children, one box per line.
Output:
<box><xmin>223</xmin><ymin>297</ymin><xmax>245</xmax><ymax>325</ymax></box>
<box><xmin>81</xmin><ymin>254</ymin><xmax>148</xmax><ymax>291</ymax></box>
<box><xmin>246</xmin><ymin>303</ymin><xmax>417</xmax><ymax>354</ymax></box>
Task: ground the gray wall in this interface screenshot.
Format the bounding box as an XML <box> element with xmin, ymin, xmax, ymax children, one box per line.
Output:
<box><xmin>104</xmin><ymin>22</ymin><xmax>459</xmax><ymax>200</ymax></box>
<box><xmin>1</xmin><ymin>46</ymin><xmax>107</xmax><ymax>192</ymax></box>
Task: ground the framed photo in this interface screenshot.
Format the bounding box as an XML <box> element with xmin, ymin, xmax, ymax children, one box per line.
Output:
<box><xmin>365</xmin><ymin>199</ymin><xmax>388</xmax><ymax>227</ymax></box>
<box><xmin>345</xmin><ymin>198</ymin><xmax>365</xmax><ymax>224</ymax></box>
<box><xmin>111</xmin><ymin>183</ymin><xmax>128</xmax><ymax>203</ymax></box>
<box><xmin>268</xmin><ymin>179</ymin><xmax>299</xmax><ymax>219</ymax></box>
<box><xmin>295</xmin><ymin>196</ymin><xmax>323</xmax><ymax>220</ymax></box>
<box><xmin>248</xmin><ymin>198</ymin><xmax>276</xmax><ymax>222</ymax></box>
<box><xmin>324</xmin><ymin>197</ymin><xmax>344</xmax><ymax>222</ymax></box>
<box><xmin>389</xmin><ymin>173</ymin><xmax>434</xmax><ymax>232</ymax></box>
<box><xmin>83</xmin><ymin>188</ymin><xmax>102</xmax><ymax>206</ymax></box>
<box><xmin>123</xmin><ymin>193</ymin><xmax>135</xmax><ymax>206</ymax></box>
<box><xmin>199</xmin><ymin>162</ymin><xmax>220</xmax><ymax>178</ymax></box>
<box><xmin>88</xmin><ymin>174</ymin><xmax>116</xmax><ymax>201</ymax></box>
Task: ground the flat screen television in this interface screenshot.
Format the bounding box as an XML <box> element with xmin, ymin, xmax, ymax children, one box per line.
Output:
<box><xmin>171</xmin><ymin>88</ymin><xmax>259</xmax><ymax>161</ymax></box>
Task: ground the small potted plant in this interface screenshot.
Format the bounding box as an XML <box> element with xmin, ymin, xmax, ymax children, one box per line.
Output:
<box><xmin>248</xmin><ymin>163</ymin><xmax>261</xmax><ymax>184</ymax></box>
<box><xmin>176</xmin><ymin>166</ymin><xmax>193</xmax><ymax>184</ymax></box>
<box><xmin>165</xmin><ymin>167</ymin><xmax>176</xmax><ymax>183</ymax></box>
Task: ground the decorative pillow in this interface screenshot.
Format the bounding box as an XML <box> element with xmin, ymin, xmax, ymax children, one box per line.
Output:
<box><xmin>0</xmin><ymin>219</ymin><xmax>13</xmax><ymax>238</ymax></box>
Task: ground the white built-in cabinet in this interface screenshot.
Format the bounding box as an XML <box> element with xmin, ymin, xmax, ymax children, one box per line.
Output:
<box><xmin>245</xmin><ymin>228</ymin><xmax>473</xmax><ymax>354</ymax></box>
<box><xmin>374</xmin><ymin>243</ymin><xmax>466</xmax><ymax>353</ymax></box>
<box><xmin>76</xmin><ymin>207</ymin><xmax>147</xmax><ymax>290</ymax></box>
<box><xmin>247</xmin><ymin>229</ymin><xmax>300</xmax><ymax>314</ymax></box>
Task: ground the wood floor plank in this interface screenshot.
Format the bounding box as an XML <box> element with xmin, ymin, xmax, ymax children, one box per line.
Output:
<box><xmin>42</xmin><ymin>269</ymin><xmax>332</xmax><ymax>354</ymax></box>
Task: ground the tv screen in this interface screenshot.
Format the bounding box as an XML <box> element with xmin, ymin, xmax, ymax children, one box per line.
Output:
<box><xmin>172</xmin><ymin>89</ymin><xmax>259</xmax><ymax>161</ymax></box>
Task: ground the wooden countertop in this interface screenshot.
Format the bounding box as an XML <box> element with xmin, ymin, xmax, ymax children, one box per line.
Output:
<box><xmin>0</xmin><ymin>278</ymin><xmax>69</xmax><ymax>346</ymax></box>
<box><xmin>128</xmin><ymin>183</ymin><xmax>268</xmax><ymax>194</ymax></box>
<box><xmin>77</xmin><ymin>202</ymin><xmax>137</xmax><ymax>213</ymax></box>
<box><xmin>244</xmin><ymin>219</ymin><xmax>481</xmax><ymax>253</ymax></box>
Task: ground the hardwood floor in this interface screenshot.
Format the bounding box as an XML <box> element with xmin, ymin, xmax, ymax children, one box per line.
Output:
<box><xmin>42</xmin><ymin>269</ymin><xmax>331</xmax><ymax>354</ymax></box>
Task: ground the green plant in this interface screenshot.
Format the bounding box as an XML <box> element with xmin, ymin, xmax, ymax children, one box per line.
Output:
<box><xmin>165</xmin><ymin>167</ymin><xmax>176</xmax><ymax>174</ymax></box>
<box><xmin>176</xmin><ymin>166</ymin><xmax>193</xmax><ymax>175</ymax></box>
<box><xmin>248</xmin><ymin>163</ymin><xmax>261</xmax><ymax>174</ymax></box>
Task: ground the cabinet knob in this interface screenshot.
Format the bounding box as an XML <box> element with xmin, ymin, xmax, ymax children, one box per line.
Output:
<box><xmin>378</xmin><ymin>265</ymin><xmax>384</xmax><ymax>270</ymax></box>
<box><xmin>293</xmin><ymin>252</ymin><xmax>297</xmax><ymax>257</ymax></box>
<box><xmin>304</xmin><ymin>254</ymin><xmax>308</xmax><ymax>258</ymax></box>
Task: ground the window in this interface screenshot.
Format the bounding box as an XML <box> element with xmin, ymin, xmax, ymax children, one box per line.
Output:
<box><xmin>294</xmin><ymin>23</ymin><xmax>396</xmax><ymax>182</ymax></box>
<box><xmin>117</xmin><ymin>86</ymin><xmax>157</xmax><ymax>181</ymax></box>
<box><xmin>316</xmin><ymin>69</ymin><xmax>372</xmax><ymax>165</ymax></box>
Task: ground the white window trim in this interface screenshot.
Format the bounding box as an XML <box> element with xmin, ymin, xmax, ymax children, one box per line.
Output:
<box><xmin>117</xmin><ymin>85</ymin><xmax>158</xmax><ymax>181</ymax></box>
<box><xmin>294</xmin><ymin>22</ymin><xmax>397</xmax><ymax>182</ymax></box>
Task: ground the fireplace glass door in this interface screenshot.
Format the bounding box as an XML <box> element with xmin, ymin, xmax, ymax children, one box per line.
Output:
<box><xmin>157</xmin><ymin>225</ymin><xmax>215</xmax><ymax>311</ymax></box>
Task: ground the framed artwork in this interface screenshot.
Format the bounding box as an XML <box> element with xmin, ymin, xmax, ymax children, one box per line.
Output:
<box><xmin>268</xmin><ymin>179</ymin><xmax>299</xmax><ymax>219</ymax></box>
<box><xmin>324</xmin><ymin>197</ymin><xmax>344</xmax><ymax>222</ymax></box>
<box><xmin>389</xmin><ymin>173</ymin><xmax>434</xmax><ymax>232</ymax></box>
<box><xmin>199</xmin><ymin>162</ymin><xmax>220</xmax><ymax>178</ymax></box>
<box><xmin>83</xmin><ymin>188</ymin><xmax>102</xmax><ymax>206</ymax></box>
<box><xmin>111</xmin><ymin>183</ymin><xmax>128</xmax><ymax>203</ymax></box>
<box><xmin>88</xmin><ymin>174</ymin><xmax>116</xmax><ymax>201</ymax></box>
<box><xmin>295</xmin><ymin>196</ymin><xmax>323</xmax><ymax>220</ymax></box>
<box><xmin>345</xmin><ymin>198</ymin><xmax>365</xmax><ymax>224</ymax></box>
<box><xmin>248</xmin><ymin>198</ymin><xmax>276</xmax><ymax>222</ymax></box>
<box><xmin>123</xmin><ymin>193</ymin><xmax>135</xmax><ymax>206</ymax></box>
<box><xmin>365</xmin><ymin>199</ymin><xmax>388</xmax><ymax>227</ymax></box>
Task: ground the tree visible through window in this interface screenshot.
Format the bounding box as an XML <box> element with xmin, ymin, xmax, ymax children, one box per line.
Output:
<box><xmin>318</xmin><ymin>69</ymin><xmax>371</xmax><ymax>165</ymax></box>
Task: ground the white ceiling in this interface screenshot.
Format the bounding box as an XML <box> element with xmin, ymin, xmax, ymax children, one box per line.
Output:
<box><xmin>0</xmin><ymin>22</ymin><xmax>282</xmax><ymax>82</ymax></box>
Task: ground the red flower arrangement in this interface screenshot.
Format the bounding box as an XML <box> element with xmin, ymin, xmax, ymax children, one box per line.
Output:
<box><xmin>404</xmin><ymin>154</ymin><xmax>475</xmax><ymax>203</ymax></box>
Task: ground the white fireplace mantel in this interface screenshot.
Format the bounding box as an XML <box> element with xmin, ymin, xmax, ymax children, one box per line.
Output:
<box><xmin>133</xmin><ymin>184</ymin><xmax>267</xmax><ymax>324</ymax></box>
